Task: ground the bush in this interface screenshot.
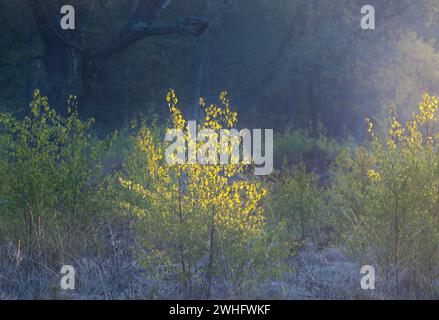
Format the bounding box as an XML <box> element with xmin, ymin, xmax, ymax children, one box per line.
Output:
<box><xmin>274</xmin><ymin>127</ymin><xmax>314</xmax><ymax>168</ymax></box>
<box><xmin>331</xmin><ymin>92</ymin><xmax>439</xmax><ymax>298</ymax></box>
<box><xmin>0</xmin><ymin>90</ymin><xmax>108</xmax><ymax>261</ymax></box>
<box><xmin>274</xmin><ymin>123</ymin><xmax>343</xmax><ymax>172</ymax></box>
<box><xmin>271</xmin><ymin>164</ymin><xmax>324</xmax><ymax>242</ymax></box>
<box><xmin>119</xmin><ymin>90</ymin><xmax>289</xmax><ymax>298</ymax></box>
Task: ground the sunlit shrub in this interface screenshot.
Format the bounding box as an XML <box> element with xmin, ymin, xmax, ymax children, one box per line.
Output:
<box><xmin>331</xmin><ymin>92</ymin><xmax>439</xmax><ymax>298</ymax></box>
<box><xmin>119</xmin><ymin>90</ymin><xmax>288</xmax><ymax>298</ymax></box>
<box><xmin>0</xmin><ymin>90</ymin><xmax>108</xmax><ymax>260</ymax></box>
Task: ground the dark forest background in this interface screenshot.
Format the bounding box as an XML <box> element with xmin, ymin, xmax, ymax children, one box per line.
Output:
<box><xmin>2</xmin><ymin>0</ymin><xmax>439</xmax><ymax>136</ymax></box>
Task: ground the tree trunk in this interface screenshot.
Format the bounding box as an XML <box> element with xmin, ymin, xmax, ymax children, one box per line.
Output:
<box><xmin>29</xmin><ymin>0</ymin><xmax>207</xmax><ymax>114</ymax></box>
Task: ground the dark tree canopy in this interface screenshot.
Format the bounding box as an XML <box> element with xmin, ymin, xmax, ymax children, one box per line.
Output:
<box><xmin>28</xmin><ymin>0</ymin><xmax>207</xmax><ymax>113</ymax></box>
<box><xmin>1</xmin><ymin>0</ymin><xmax>439</xmax><ymax>135</ymax></box>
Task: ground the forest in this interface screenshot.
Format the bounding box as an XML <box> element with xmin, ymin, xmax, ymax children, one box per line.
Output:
<box><xmin>0</xmin><ymin>0</ymin><xmax>438</xmax><ymax>300</ymax></box>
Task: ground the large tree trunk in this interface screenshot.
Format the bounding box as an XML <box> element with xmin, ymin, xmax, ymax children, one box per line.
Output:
<box><xmin>30</xmin><ymin>0</ymin><xmax>78</xmax><ymax>111</ymax></box>
<box><xmin>29</xmin><ymin>0</ymin><xmax>207</xmax><ymax>113</ymax></box>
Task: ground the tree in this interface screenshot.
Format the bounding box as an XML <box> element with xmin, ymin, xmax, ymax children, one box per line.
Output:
<box><xmin>119</xmin><ymin>90</ymin><xmax>286</xmax><ymax>298</ymax></box>
<box><xmin>28</xmin><ymin>0</ymin><xmax>207</xmax><ymax>110</ymax></box>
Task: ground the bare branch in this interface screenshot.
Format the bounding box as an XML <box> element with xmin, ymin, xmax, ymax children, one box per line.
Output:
<box><xmin>89</xmin><ymin>17</ymin><xmax>208</xmax><ymax>60</ymax></box>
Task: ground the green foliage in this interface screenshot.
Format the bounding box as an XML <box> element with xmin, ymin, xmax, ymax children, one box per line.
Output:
<box><xmin>1</xmin><ymin>84</ymin><xmax>438</xmax><ymax>299</ymax></box>
<box><xmin>272</xmin><ymin>164</ymin><xmax>325</xmax><ymax>241</ymax></box>
<box><xmin>119</xmin><ymin>91</ymin><xmax>289</xmax><ymax>298</ymax></box>
<box><xmin>274</xmin><ymin>127</ymin><xmax>314</xmax><ymax>167</ymax></box>
<box><xmin>274</xmin><ymin>124</ymin><xmax>343</xmax><ymax>170</ymax></box>
<box><xmin>0</xmin><ymin>90</ymin><xmax>108</xmax><ymax>259</ymax></box>
<box><xmin>331</xmin><ymin>93</ymin><xmax>439</xmax><ymax>298</ymax></box>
